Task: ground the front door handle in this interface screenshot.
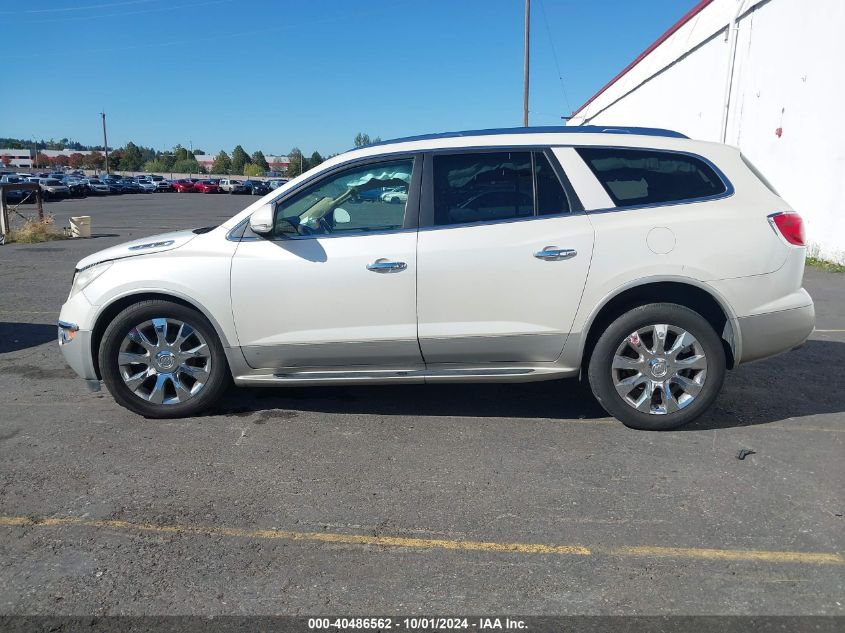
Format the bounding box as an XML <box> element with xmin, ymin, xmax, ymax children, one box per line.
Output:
<box><xmin>367</xmin><ymin>259</ymin><xmax>407</xmax><ymax>273</ymax></box>
<box><xmin>534</xmin><ymin>247</ymin><xmax>577</xmax><ymax>261</ymax></box>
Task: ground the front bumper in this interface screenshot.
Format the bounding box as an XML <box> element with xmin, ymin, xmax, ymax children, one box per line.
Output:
<box><xmin>57</xmin><ymin>321</ymin><xmax>100</xmax><ymax>391</ymax></box>
<box><xmin>737</xmin><ymin>299</ymin><xmax>815</xmax><ymax>365</ymax></box>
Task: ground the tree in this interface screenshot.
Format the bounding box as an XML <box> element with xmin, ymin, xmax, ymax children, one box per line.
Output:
<box><xmin>35</xmin><ymin>152</ymin><xmax>50</xmax><ymax>168</ymax></box>
<box><xmin>158</xmin><ymin>152</ymin><xmax>176</xmax><ymax>169</ymax></box>
<box><xmin>354</xmin><ymin>133</ymin><xmax>381</xmax><ymax>148</ymax></box>
<box><xmin>251</xmin><ymin>150</ymin><xmax>269</xmax><ymax>171</ymax></box>
<box><xmin>173</xmin><ymin>145</ymin><xmax>190</xmax><ymax>162</ymax></box>
<box><xmin>108</xmin><ymin>149</ymin><xmax>124</xmax><ymax>172</ymax></box>
<box><xmin>243</xmin><ymin>163</ymin><xmax>263</xmax><ymax>177</ymax></box>
<box><xmin>119</xmin><ymin>142</ymin><xmax>144</xmax><ymax>171</ymax></box>
<box><xmin>231</xmin><ymin>145</ymin><xmax>251</xmax><ymax>174</ymax></box>
<box><xmin>172</xmin><ymin>158</ymin><xmax>203</xmax><ymax>174</ymax></box>
<box><xmin>143</xmin><ymin>160</ymin><xmax>169</xmax><ymax>173</ymax></box>
<box><xmin>309</xmin><ymin>151</ymin><xmax>324</xmax><ymax>168</ymax></box>
<box><xmin>211</xmin><ymin>150</ymin><xmax>232</xmax><ymax>174</ymax></box>
<box><xmin>192</xmin><ymin>149</ymin><xmax>206</xmax><ymax>156</ymax></box>
<box><xmin>53</xmin><ymin>154</ymin><xmax>70</xmax><ymax>168</ymax></box>
<box><xmin>83</xmin><ymin>152</ymin><xmax>105</xmax><ymax>170</ymax></box>
<box><xmin>68</xmin><ymin>153</ymin><xmax>85</xmax><ymax>169</ymax></box>
<box><xmin>287</xmin><ymin>147</ymin><xmax>304</xmax><ymax>176</ymax></box>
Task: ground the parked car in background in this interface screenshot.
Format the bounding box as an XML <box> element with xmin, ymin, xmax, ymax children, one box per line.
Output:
<box><xmin>218</xmin><ymin>178</ymin><xmax>246</xmax><ymax>193</ymax></box>
<box><xmin>155</xmin><ymin>179</ymin><xmax>174</xmax><ymax>192</ymax></box>
<box><xmin>137</xmin><ymin>180</ymin><xmax>156</xmax><ymax>193</ymax></box>
<box><xmin>0</xmin><ymin>175</ymin><xmax>34</xmax><ymax>204</ymax></box>
<box><xmin>57</xmin><ymin>126</ymin><xmax>815</xmax><ymax>427</ymax></box>
<box><xmin>61</xmin><ymin>176</ymin><xmax>89</xmax><ymax>198</ymax></box>
<box><xmin>0</xmin><ymin>175</ymin><xmax>27</xmax><ymax>185</ymax></box>
<box><xmin>38</xmin><ymin>178</ymin><xmax>70</xmax><ymax>200</ymax></box>
<box><xmin>172</xmin><ymin>179</ymin><xmax>196</xmax><ymax>193</ymax></box>
<box><xmin>119</xmin><ymin>179</ymin><xmax>142</xmax><ymax>194</ymax></box>
<box><xmin>99</xmin><ymin>176</ymin><xmax>125</xmax><ymax>194</ymax></box>
<box><xmin>242</xmin><ymin>180</ymin><xmax>270</xmax><ymax>195</ymax></box>
<box><xmin>84</xmin><ymin>179</ymin><xmax>110</xmax><ymax>196</ymax></box>
<box><xmin>380</xmin><ymin>186</ymin><xmax>408</xmax><ymax>204</ymax></box>
<box><xmin>194</xmin><ymin>180</ymin><xmax>221</xmax><ymax>194</ymax></box>
<box><xmin>268</xmin><ymin>178</ymin><xmax>289</xmax><ymax>190</ymax></box>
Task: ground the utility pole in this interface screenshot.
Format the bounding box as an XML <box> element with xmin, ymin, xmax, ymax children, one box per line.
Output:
<box><xmin>523</xmin><ymin>0</ymin><xmax>530</xmax><ymax>127</ymax></box>
<box><xmin>101</xmin><ymin>112</ymin><xmax>110</xmax><ymax>174</ymax></box>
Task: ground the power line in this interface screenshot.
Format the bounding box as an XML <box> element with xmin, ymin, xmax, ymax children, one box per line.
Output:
<box><xmin>538</xmin><ymin>0</ymin><xmax>573</xmax><ymax>116</ymax></box>
<box><xmin>11</xmin><ymin>0</ymin><xmax>234</xmax><ymax>24</ymax></box>
<box><xmin>0</xmin><ymin>0</ymin><xmax>155</xmax><ymax>15</ymax></box>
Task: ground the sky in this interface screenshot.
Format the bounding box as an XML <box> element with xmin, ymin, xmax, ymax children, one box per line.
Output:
<box><xmin>0</xmin><ymin>0</ymin><xmax>695</xmax><ymax>157</ymax></box>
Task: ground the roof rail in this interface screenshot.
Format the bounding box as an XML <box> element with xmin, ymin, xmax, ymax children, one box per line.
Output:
<box><xmin>360</xmin><ymin>125</ymin><xmax>688</xmax><ymax>149</ymax></box>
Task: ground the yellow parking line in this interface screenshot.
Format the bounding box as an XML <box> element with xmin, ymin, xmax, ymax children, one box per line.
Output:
<box><xmin>1</xmin><ymin>514</ymin><xmax>841</xmax><ymax>565</ymax></box>
<box><xmin>612</xmin><ymin>545</ymin><xmax>843</xmax><ymax>565</ymax></box>
<box><xmin>0</xmin><ymin>309</ymin><xmax>54</xmax><ymax>314</ymax></box>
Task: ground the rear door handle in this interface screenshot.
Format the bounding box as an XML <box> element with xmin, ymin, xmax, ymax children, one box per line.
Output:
<box><xmin>367</xmin><ymin>260</ymin><xmax>407</xmax><ymax>272</ymax></box>
<box><xmin>534</xmin><ymin>247</ymin><xmax>577</xmax><ymax>261</ymax></box>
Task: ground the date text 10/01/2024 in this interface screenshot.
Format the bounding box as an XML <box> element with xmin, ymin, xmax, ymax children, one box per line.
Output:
<box><xmin>307</xmin><ymin>618</ymin><xmax>527</xmax><ymax>630</ymax></box>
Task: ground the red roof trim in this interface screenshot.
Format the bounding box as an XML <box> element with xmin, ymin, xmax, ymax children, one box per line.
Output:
<box><xmin>570</xmin><ymin>0</ymin><xmax>715</xmax><ymax>118</ymax></box>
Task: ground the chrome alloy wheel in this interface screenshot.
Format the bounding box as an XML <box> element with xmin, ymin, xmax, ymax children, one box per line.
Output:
<box><xmin>117</xmin><ymin>318</ymin><xmax>211</xmax><ymax>405</ymax></box>
<box><xmin>611</xmin><ymin>323</ymin><xmax>708</xmax><ymax>415</ymax></box>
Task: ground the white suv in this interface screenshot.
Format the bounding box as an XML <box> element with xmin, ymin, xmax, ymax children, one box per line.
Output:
<box><xmin>57</xmin><ymin>127</ymin><xmax>814</xmax><ymax>429</ymax></box>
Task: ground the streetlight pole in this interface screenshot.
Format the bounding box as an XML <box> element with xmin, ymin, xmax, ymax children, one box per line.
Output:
<box><xmin>523</xmin><ymin>0</ymin><xmax>530</xmax><ymax>127</ymax></box>
<box><xmin>101</xmin><ymin>112</ymin><xmax>110</xmax><ymax>175</ymax></box>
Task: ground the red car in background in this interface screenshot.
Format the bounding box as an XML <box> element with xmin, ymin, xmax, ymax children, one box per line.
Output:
<box><xmin>194</xmin><ymin>179</ymin><xmax>221</xmax><ymax>193</ymax></box>
<box><xmin>172</xmin><ymin>179</ymin><xmax>196</xmax><ymax>193</ymax></box>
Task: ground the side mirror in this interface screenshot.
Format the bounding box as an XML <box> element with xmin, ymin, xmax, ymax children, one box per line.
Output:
<box><xmin>249</xmin><ymin>202</ymin><xmax>274</xmax><ymax>235</ymax></box>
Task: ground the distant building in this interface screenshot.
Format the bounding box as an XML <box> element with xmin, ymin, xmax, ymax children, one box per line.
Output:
<box><xmin>40</xmin><ymin>149</ymin><xmax>104</xmax><ymax>159</ymax></box>
<box><xmin>194</xmin><ymin>155</ymin><xmax>215</xmax><ymax>172</ymax></box>
<box><xmin>0</xmin><ymin>149</ymin><xmax>33</xmax><ymax>168</ymax></box>
<box><xmin>266</xmin><ymin>155</ymin><xmax>290</xmax><ymax>172</ymax></box>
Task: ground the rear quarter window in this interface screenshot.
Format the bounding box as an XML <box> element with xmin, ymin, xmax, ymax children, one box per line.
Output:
<box><xmin>577</xmin><ymin>147</ymin><xmax>727</xmax><ymax>208</ymax></box>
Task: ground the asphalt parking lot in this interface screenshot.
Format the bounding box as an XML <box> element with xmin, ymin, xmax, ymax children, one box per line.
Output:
<box><xmin>0</xmin><ymin>193</ymin><xmax>842</xmax><ymax>616</ymax></box>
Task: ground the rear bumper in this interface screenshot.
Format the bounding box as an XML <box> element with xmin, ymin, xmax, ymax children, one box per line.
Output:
<box><xmin>736</xmin><ymin>298</ymin><xmax>815</xmax><ymax>365</ymax></box>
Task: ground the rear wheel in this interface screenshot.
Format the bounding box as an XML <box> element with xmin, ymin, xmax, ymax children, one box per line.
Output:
<box><xmin>588</xmin><ymin>303</ymin><xmax>725</xmax><ymax>430</ymax></box>
<box><xmin>99</xmin><ymin>300</ymin><xmax>229</xmax><ymax>418</ymax></box>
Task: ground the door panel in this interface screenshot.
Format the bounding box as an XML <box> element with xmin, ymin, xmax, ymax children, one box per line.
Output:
<box><xmin>231</xmin><ymin>232</ymin><xmax>420</xmax><ymax>369</ymax></box>
<box><xmin>416</xmin><ymin>215</ymin><xmax>594</xmax><ymax>363</ymax></box>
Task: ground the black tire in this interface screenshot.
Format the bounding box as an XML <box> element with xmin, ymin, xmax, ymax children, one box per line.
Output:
<box><xmin>588</xmin><ymin>303</ymin><xmax>726</xmax><ymax>430</ymax></box>
<box><xmin>99</xmin><ymin>300</ymin><xmax>230</xmax><ymax>418</ymax></box>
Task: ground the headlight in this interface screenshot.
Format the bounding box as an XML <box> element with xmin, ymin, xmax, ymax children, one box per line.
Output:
<box><xmin>70</xmin><ymin>261</ymin><xmax>112</xmax><ymax>297</ymax></box>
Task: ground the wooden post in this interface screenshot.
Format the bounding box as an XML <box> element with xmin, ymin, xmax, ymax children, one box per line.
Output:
<box><xmin>37</xmin><ymin>188</ymin><xmax>44</xmax><ymax>221</ymax></box>
<box><xmin>0</xmin><ymin>187</ymin><xmax>8</xmax><ymax>238</ymax></box>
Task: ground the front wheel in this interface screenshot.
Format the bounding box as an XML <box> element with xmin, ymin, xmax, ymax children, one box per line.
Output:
<box><xmin>588</xmin><ymin>303</ymin><xmax>726</xmax><ymax>430</ymax></box>
<box><xmin>99</xmin><ymin>300</ymin><xmax>230</xmax><ymax>418</ymax></box>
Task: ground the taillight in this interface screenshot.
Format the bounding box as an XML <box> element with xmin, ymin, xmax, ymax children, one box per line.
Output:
<box><xmin>769</xmin><ymin>212</ymin><xmax>806</xmax><ymax>246</ymax></box>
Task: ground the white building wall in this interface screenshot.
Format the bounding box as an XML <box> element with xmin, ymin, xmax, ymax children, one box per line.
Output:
<box><xmin>569</xmin><ymin>0</ymin><xmax>845</xmax><ymax>263</ymax></box>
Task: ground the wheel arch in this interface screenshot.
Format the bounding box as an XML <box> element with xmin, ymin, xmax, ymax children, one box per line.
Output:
<box><xmin>579</xmin><ymin>278</ymin><xmax>739</xmax><ymax>372</ymax></box>
<box><xmin>89</xmin><ymin>291</ymin><xmax>232</xmax><ymax>379</ymax></box>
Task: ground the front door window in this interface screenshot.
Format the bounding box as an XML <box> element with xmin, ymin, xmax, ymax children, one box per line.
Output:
<box><xmin>274</xmin><ymin>159</ymin><xmax>414</xmax><ymax>237</ymax></box>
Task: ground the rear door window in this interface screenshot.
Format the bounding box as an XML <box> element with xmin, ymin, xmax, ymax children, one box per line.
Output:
<box><xmin>432</xmin><ymin>151</ymin><xmax>570</xmax><ymax>226</ymax></box>
<box><xmin>576</xmin><ymin>147</ymin><xmax>727</xmax><ymax>207</ymax></box>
